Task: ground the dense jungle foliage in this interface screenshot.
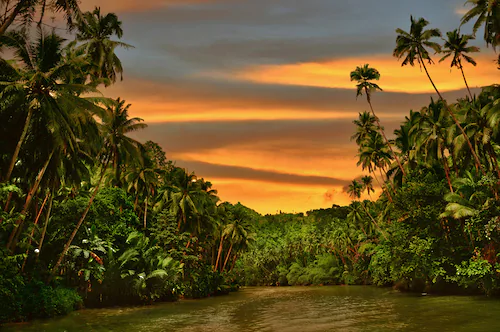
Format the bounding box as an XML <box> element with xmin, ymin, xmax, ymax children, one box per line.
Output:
<box><xmin>0</xmin><ymin>0</ymin><xmax>499</xmax><ymax>325</ymax></box>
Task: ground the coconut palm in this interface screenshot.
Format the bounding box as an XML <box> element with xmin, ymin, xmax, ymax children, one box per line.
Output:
<box><xmin>1</xmin><ymin>30</ymin><xmax>105</xmax><ymax>251</ymax></box>
<box><xmin>394</xmin><ymin>16</ymin><xmax>484</xmax><ymax>173</ymax></box>
<box><xmin>125</xmin><ymin>165</ymin><xmax>162</xmax><ymax>229</ymax></box>
<box><xmin>0</xmin><ymin>0</ymin><xmax>82</xmax><ymax>36</ymax></box>
<box><xmin>75</xmin><ymin>7</ymin><xmax>133</xmax><ymax>85</ymax></box>
<box><xmin>350</xmin><ymin>64</ymin><xmax>406</xmax><ymax>176</ymax></box>
<box><xmin>102</xmin><ymin>98</ymin><xmax>147</xmax><ymax>187</ymax></box>
<box><xmin>361</xmin><ymin>175</ymin><xmax>375</xmax><ymax>200</ymax></box>
<box><xmin>156</xmin><ymin>168</ymin><xmax>201</xmax><ymax>232</ymax></box>
<box><xmin>0</xmin><ymin>30</ymin><xmax>102</xmax><ymax>183</ymax></box>
<box><xmin>460</xmin><ymin>0</ymin><xmax>500</xmax><ymax>52</ymax></box>
<box><xmin>415</xmin><ymin>99</ymin><xmax>455</xmax><ymax>192</ymax></box>
<box><xmin>351</xmin><ymin>111</ymin><xmax>378</xmax><ymax>145</ymax></box>
<box><xmin>440</xmin><ymin>29</ymin><xmax>480</xmax><ymax>98</ymax></box>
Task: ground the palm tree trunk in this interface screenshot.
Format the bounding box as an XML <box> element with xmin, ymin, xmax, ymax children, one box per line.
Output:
<box><xmin>36</xmin><ymin>187</ymin><xmax>54</xmax><ymax>262</ymax></box>
<box><xmin>230</xmin><ymin>254</ymin><xmax>238</xmax><ymax>271</ymax></box>
<box><xmin>21</xmin><ymin>190</ymin><xmax>50</xmax><ymax>272</ymax></box>
<box><xmin>459</xmin><ymin>60</ymin><xmax>473</xmax><ymax>100</ymax></box>
<box><xmin>360</xmin><ymin>201</ymin><xmax>388</xmax><ymax>240</ymax></box>
<box><xmin>222</xmin><ymin>242</ymin><xmax>234</xmax><ymax>272</ymax></box>
<box><xmin>418</xmin><ymin>53</ymin><xmax>484</xmax><ymax>174</ymax></box>
<box><xmin>143</xmin><ymin>194</ymin><xmax>148</xmax><ymax>229</ymax></box>
<box><xmin>6</xmin><ymin>150</ymin><xmax>53</xmax><ymax>251</ymax></box>
<box><xmin>3</xmin><ymin>192</ymin><xmax>12</xmax><ymax>213</ymax></box>
<box><xmin>365</xmin><ymin>93</ymin><xmax>406</xmax><ymax>177</ymax></box>
<box><xmin>372</xmin><ymin>170</ymin><xmax>393</xmax><ymax>203</ymax></box>
<box><xmin>50</xmin><ymin>157</ymin><xmax>110</xmax><ymax>280</ymax></box>
<box><xmin>37</xmin><ymin>0</ymin><xmax>47</xmax><ymax>27</ymax></box>
<box><xmin>443</xmin><ymin>158</ymin><xmax>454</xmax><ymax>193</ymax></box>
<box><xmin>5</xmin><ymin>108</ymin><xmax>33</xmax><ymax>182</ymax></box>
<box><xmin>214</xmin><ymin>234</ymin><xmax>224</xmax><ymax>271</ymax></box>
<box><xmin>0</xmin><ymin>1</ymin><xmax>23</xmax><ymax>37</ymax></box>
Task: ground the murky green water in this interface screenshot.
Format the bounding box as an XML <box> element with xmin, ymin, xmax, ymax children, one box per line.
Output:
<box><xmin>5</xmin><ymin>286</ymin><xmax>500</xmax><ymax>331</ymax></box>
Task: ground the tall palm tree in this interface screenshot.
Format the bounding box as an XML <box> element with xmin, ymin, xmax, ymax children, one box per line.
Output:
<box><xmin>440</xmin><ymin>29</ymin><xmax>480</xmax><ymax>98</ymax></box>
<box><xmin>1</xmin><ymin>30</ymin><xmax>104</xmax><ymax>251</ymax></box>
<box><xmin>347</xmin><ymin>179</ymin><xmax>386</xmax><ymax>239</ymax></box>
<box><xmin>156</xmin><ymin>168</ymin><xmax>202</xmax><ymax>232</ymax></box>
<box><xmin>361</xmin><ymin>175</ymin><xmax>375</xmax><ymax>200</ymax></box>
<box><xmin>394</xmin><ymin>16</ymin><xmax>484</xmax><ymax>174</ymax></box>
<box><xmin>351</xmin><ymin>111</ymin><xmax>378</xmax><ymax>145</ymax></box>
<box><xmin>415</xmin><ymin>99</ymin><xmax>455</xmax><ymax>192</ymax></box>
<box><xmin>0</xmin><ymin>0</ymin><xmax>82</xmax><ymax>36</ymax></box>
<box><xmin>0</xmin><ymin>30</ymin><xmax>102</xmax><ymax>183</ymax></box>
<box><xmin>350</xmin><ymin>64</ymin><xmax>406</xmax><ymax>176</ymax></box>
<box><xmin>102</xmin><ymin>98</ymin><xmax>147</xmax><ymax>187</ymax></box>
<box><xmin>125</xmin><ymin>164</ymin><xmax>162</xmax><ymax>229</ymax></box>
<box><xmin>75</xmin><ymin>7</ymin><xmax>133</xmax><ymax>85</ymax></box>
<box><xmin>51</xmin><ymin>99</ymin><xmax>147</xmax><ymax>278</ymax></box>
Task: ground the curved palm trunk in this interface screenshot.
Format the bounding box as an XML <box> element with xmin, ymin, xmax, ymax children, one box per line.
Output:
<box><xmin>143</xmin><ymin>194</ymin><xmax>148</xmax><ymax>229</ymax></box>
<box><xmin>458</xmin><ymin>60</ymin><xmax>473</xmax><ymax>99</ymax></box>
<box><xmin>36</xmin><ymin>187</ymin><xmax>54</xmax><ymax>262</ymax></box>
<box><xmin>7</xmin><ymin>150</ymin><xmax>53</xmax><ymax>251</ymax></box>
<box><xmin>214</xmin><ymin>234</ymin><xmax>224</xmax><ymax>271</ymax></box>
<box><xmin>21</xmin><ymin>191</ymin><xmax>50</xmax><ymax>272</ymax></box>
<box><xmin>5</xmin><ymin>108</ymin><xmax>33</xmax><ymax>182</ymax></box>
<box><xmin>360</xmin><ymin>201</ymin><xmax>388</xmax><ymax>240</ymax></box>
<box><xmin>442</xmin><ymin>148</ymin><xmax>454</xmax><ymax>193</ymax></box>
<box><xmin>230</xmin><ymin>254</ymin><xmax>238</xmax><ymax>271</ymax></box>
<box><xmin>222</xmin><ymin>241</ymin><xmax>234</xmax><ymax>272</ymax></box>
<box><xmin>0</xmin><ymin>2</ymin><xmax>23</xmax><ymax>36</ymax></box>
<box><xmin>50</xmin><ymin>157</ymin><xmax>110</xmax><ymax>280</ymax></box>
<box><xmin>418</xmin><ymin>53</ymin><xmax>484</xmax><ymax>175</ymax></box>
<box><xmin>372</xmin><ymin>170</ymin><xmax>393</xmax><ymax>203</ymax></box>
<box><xmin>365</xmin><ymin>92</ymin><xmax>406</xmax><ymax>177</ymax></box>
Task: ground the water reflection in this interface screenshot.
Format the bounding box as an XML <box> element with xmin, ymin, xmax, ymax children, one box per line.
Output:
<box><xmin>4</xmin><ymin>286</ymin><xmax>500</xmax><ymax>332</ymax></box>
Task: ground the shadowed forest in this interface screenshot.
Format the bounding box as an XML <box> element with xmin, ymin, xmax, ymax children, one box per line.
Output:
<box><xmin>0</xmin><ymin>0</ymin><xmax>499</xmax><ymax>325</ymax></box>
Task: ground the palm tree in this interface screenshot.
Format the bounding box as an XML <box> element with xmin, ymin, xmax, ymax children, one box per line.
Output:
<box><xmin>394</xmin><ymin>16</ymin><xmax>484</xmax><ymax>174</ymax></box>
<box><xmin>350</xmin><ymin>64</ymin><xmax>406</xmax><ymax>176</ymax></box>
<box><xmin>125</xmin><ymin>164</ymin><xmax>162</xmax><ymax>229</ymax></box>
<box><xmin>351</xmin><ymin>111</ymin><xmax>378</xmax><ymax>145</ymax></box>
<box><xmin>51</xmin><ymin>99</ymin><xmax>147</xmax><ymax>278</ymax></box>
<box><xmin>361</xmin><ymin>175</ymin><xmax>375</xmax><ymax>200</ymax></box>
<box><xmin>1</xmin><ymin>31</ymin><xmax>104</xmax><ymax>251</ymax></box>
<box><xmin>415</xmin><ymin>99</ymin><xmax>455</xmax><ymax>192</ymax></box>
<box><xmin>460</xmin><ymin>0</ymin><xmax>500</xmax><ymax>56</ymax></box>
<box><xmin>440</xmin><ymin>29</ymin><xmax>480</xmax><ymax>98</ymax></box>
<box><xmin>0</xmin><ymin>30</ymin><xmax>102</xmax><ymax>183</ymax></box>
<box><xmin>75</xmin><ymin>7</ymin><xmax>133</xmax><ymax>85</ymax></box>
<box><xmin>102</xmin><ymin>98</ymin><xmax>147</xmax><ymax>187</ymax></box>
<box><xmin>0</xmin><ymin>0</ymin><xmax>82</xmax><ymax>36</ymax></box>
<box><xmin>156</xmin><ymin>168</ymin><xmax>201</xmax><ymax>232</ymax></box>
<box><xmin>347</xmin><ymin>180</ymin><xmax>386</xmax><ymax>239</ymax></box>
<box><xmin>357</xmin><ymin>132</ymin><xmax>394</xmax><ymax>199</ymax></box>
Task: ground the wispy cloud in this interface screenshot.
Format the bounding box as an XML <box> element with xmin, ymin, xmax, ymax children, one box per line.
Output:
<box><xmin>207</xmin><ymin>54</ymin><xmax>496</xmax><ymax>94</ymax></box>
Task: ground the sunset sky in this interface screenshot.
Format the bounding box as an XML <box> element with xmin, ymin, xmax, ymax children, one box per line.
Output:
<box><xmin>80</xmin><ymin>0</ymin><xmax>497</xmax><ymax>214</ymax></box>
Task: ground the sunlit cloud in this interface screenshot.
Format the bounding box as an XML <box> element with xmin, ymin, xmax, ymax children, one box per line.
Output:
<box><xmin>454</xmin><ymin>5</ymin><xmax>470</xmax><ymax>16</ymax></box>
<box><xmin>208</xmin><ymin>54</ymin><xmax>496</xmax><ymax>94</ymax></box>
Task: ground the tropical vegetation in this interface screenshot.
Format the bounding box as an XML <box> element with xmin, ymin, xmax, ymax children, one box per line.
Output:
<box><xmin>1</xmin><ymin>0</ymin><xmax>500</xmax><ymax>326</ymax></box>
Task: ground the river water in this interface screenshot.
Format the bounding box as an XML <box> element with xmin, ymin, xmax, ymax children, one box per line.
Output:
<box><xmin>5</xmin><ymin>286</ymin><xmax>500</xmax><ymax>331</ymax></box>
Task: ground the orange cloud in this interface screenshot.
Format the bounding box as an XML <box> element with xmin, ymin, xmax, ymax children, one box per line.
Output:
<box><xmin>210</xmin><ymin>54</ymin><xmax>496</xmax><ymax>94</ymax></box>
<box><xmin>102</xmin><ymin>78</ymin><xmax>410</xmax><ymax>123</ymax></box>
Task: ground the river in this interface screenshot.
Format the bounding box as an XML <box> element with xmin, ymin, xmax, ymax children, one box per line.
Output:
<box><xmin>4</xmin><ymin>286</ymin><xmax>500</xmax><ymax>331</ymax></box>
